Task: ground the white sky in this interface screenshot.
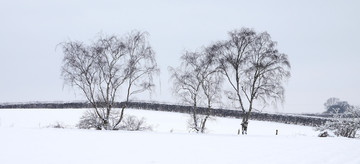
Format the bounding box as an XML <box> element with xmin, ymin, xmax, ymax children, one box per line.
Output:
<box><xmin>0</xmin><ymin>0</ymin><xmax>359</xmax><ymax>113</ymax></box>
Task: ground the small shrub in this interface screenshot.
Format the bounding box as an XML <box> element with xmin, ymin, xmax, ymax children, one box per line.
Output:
<box><xmin>47</xmin><ymin>122</ymin><xmax>65</xmax><ymax>129</ymax></box>
<box><xmin>77</xmin><ymin>110</ymin><xmax>152</xmax><ymax>131</ymax></box>
<box><xmin>77</xmin><ymin>110</ymin><xmax>102</xmax><ymax>130</ymax></box>
<box><xmin>118</xmin><ymin>115</ymin><xmax>153</xmax><ymax>131</ymax></box>
<box><xmin>316</xmin><ymin>108</ymin><xmax>360</xmax><ymax>138</ymax></box>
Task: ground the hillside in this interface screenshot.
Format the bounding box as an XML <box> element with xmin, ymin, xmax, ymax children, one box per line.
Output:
<box><xmin>0</xmin><ymin>108</ymin><xmax>359</xmax><ymax>164</ymax></box>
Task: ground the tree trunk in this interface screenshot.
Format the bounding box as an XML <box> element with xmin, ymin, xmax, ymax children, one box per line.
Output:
<box><xmin>192</xmin><ymin>105</ymin><xmax>199</xmax><ymax>132</ymax></box>
<box><xmin>241</xmin><ymin>111</ymin><xmax>249</xmax><ymax>135</ymax></box>
<box><xmin>200</xmin><ymin>104</ymin><xmax>212</xmax><ymax>133</ymax></box>
<box><xmin>200</xmin><ymin>115</ymin><xmax>210</xmax><ymax>133</ymax></box>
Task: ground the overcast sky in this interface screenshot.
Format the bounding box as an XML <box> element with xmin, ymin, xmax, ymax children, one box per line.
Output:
<box><xmin>0</xmin><ymin>0</ymin><xmax>359</xmax><ymax>113</ymax></box>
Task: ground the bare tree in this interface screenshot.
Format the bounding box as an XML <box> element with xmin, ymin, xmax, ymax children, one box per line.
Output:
<box><xmin>324</xmin><ymin>97</ymin><xmax>351</xmax><ymax>114</ymax></box>
<box><xmin>169</xmin><ymin>51</ymin><xmax>203</xmax><ymax>132</ymax></box>
<box><xmin>170</xmin><ymin>49</ymin><xmax>220</xmax><ymax>133</ymax></box>
<box><xmin>61</xmin><ymin>31</ymin><xmax>158</xmax><ymax>130</ymax></box>
<box><xmin>200</xmin><ymin>47</ymin><xmax>223</xmax><ymax>133</ymax></box>
<box><xmin>113</xmin><ymin>31</ymin><xmax>159</xmax><ymax>128</ymax></box>
<box><xmin>217</xmin><ymin>28</ymin><xmax>291</xmax><ymax>134</ymax></box>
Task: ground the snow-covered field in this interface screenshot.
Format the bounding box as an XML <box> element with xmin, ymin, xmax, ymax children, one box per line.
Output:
<box><xmin>1</xmin><ymin>108</ymin><xmax>359</xmax><ymax>164</ymax></box>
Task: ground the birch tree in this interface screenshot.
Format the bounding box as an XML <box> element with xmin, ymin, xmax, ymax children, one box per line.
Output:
<box><xmin>218</xmin><ymin>28</ymin><xmax>291</xmax><ymax>134</ymax></box>
<box><xmin>61</xmin><ymin>31</ymin><xmax>158</xmax><ymax>130</ymax></box>
<box><xmin>170</xmin><ymin>48</ymin><xmax>221</xmax><ymax>133</ymax></box>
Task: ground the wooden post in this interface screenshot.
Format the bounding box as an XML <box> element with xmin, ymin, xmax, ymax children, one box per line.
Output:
<box><xmin>238</xmin><ymin>129</ymin><xmax>240</xmax><ymax>135</ymax></box>
<box><xmin>276</xmin><ymin>129</ymin><xmax>278</xmax><ymax>135</ymax></box>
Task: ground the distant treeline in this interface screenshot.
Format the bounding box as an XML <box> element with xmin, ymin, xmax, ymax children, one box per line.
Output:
<box><xmin>0</xmin><ymin>101</ymin><xmax>330</xmax><ymax>127</ymax></box>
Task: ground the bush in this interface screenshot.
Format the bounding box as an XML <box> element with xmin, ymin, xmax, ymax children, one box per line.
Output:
<box><xmin>47</xmin><ymin>122</ymin><xmax>66</xmax><ymax>129</ymax></box>
<box><xmin>316</xmin><ymin>108</ymin><xmax>360</xmax><ymax>138</ymax></box>
<box><xmin>77</xmin><ymin>110</ymin><xmax>103</xmax><ymax>130</ymax></box>
<box><xmin>77</xmin><ymin>109</ymin><xmax>152</xmax><ymax>131</ymax></box>
<box><xmin>118</xmin><ymin>115</ymin><xmax>153</xmax><ymax>131</ymax></box>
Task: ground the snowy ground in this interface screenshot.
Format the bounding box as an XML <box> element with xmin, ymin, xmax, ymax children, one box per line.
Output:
<box><xmin>1</xmin><ymin>108</ymin><xmax>360</xmax><ymax>164</ymax></box>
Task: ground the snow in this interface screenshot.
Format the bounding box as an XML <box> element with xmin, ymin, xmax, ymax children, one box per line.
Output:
<box><xmin>1</xmin><ymin>108</ymin><xmax>360</xmax><ymax>164</ymax></box>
